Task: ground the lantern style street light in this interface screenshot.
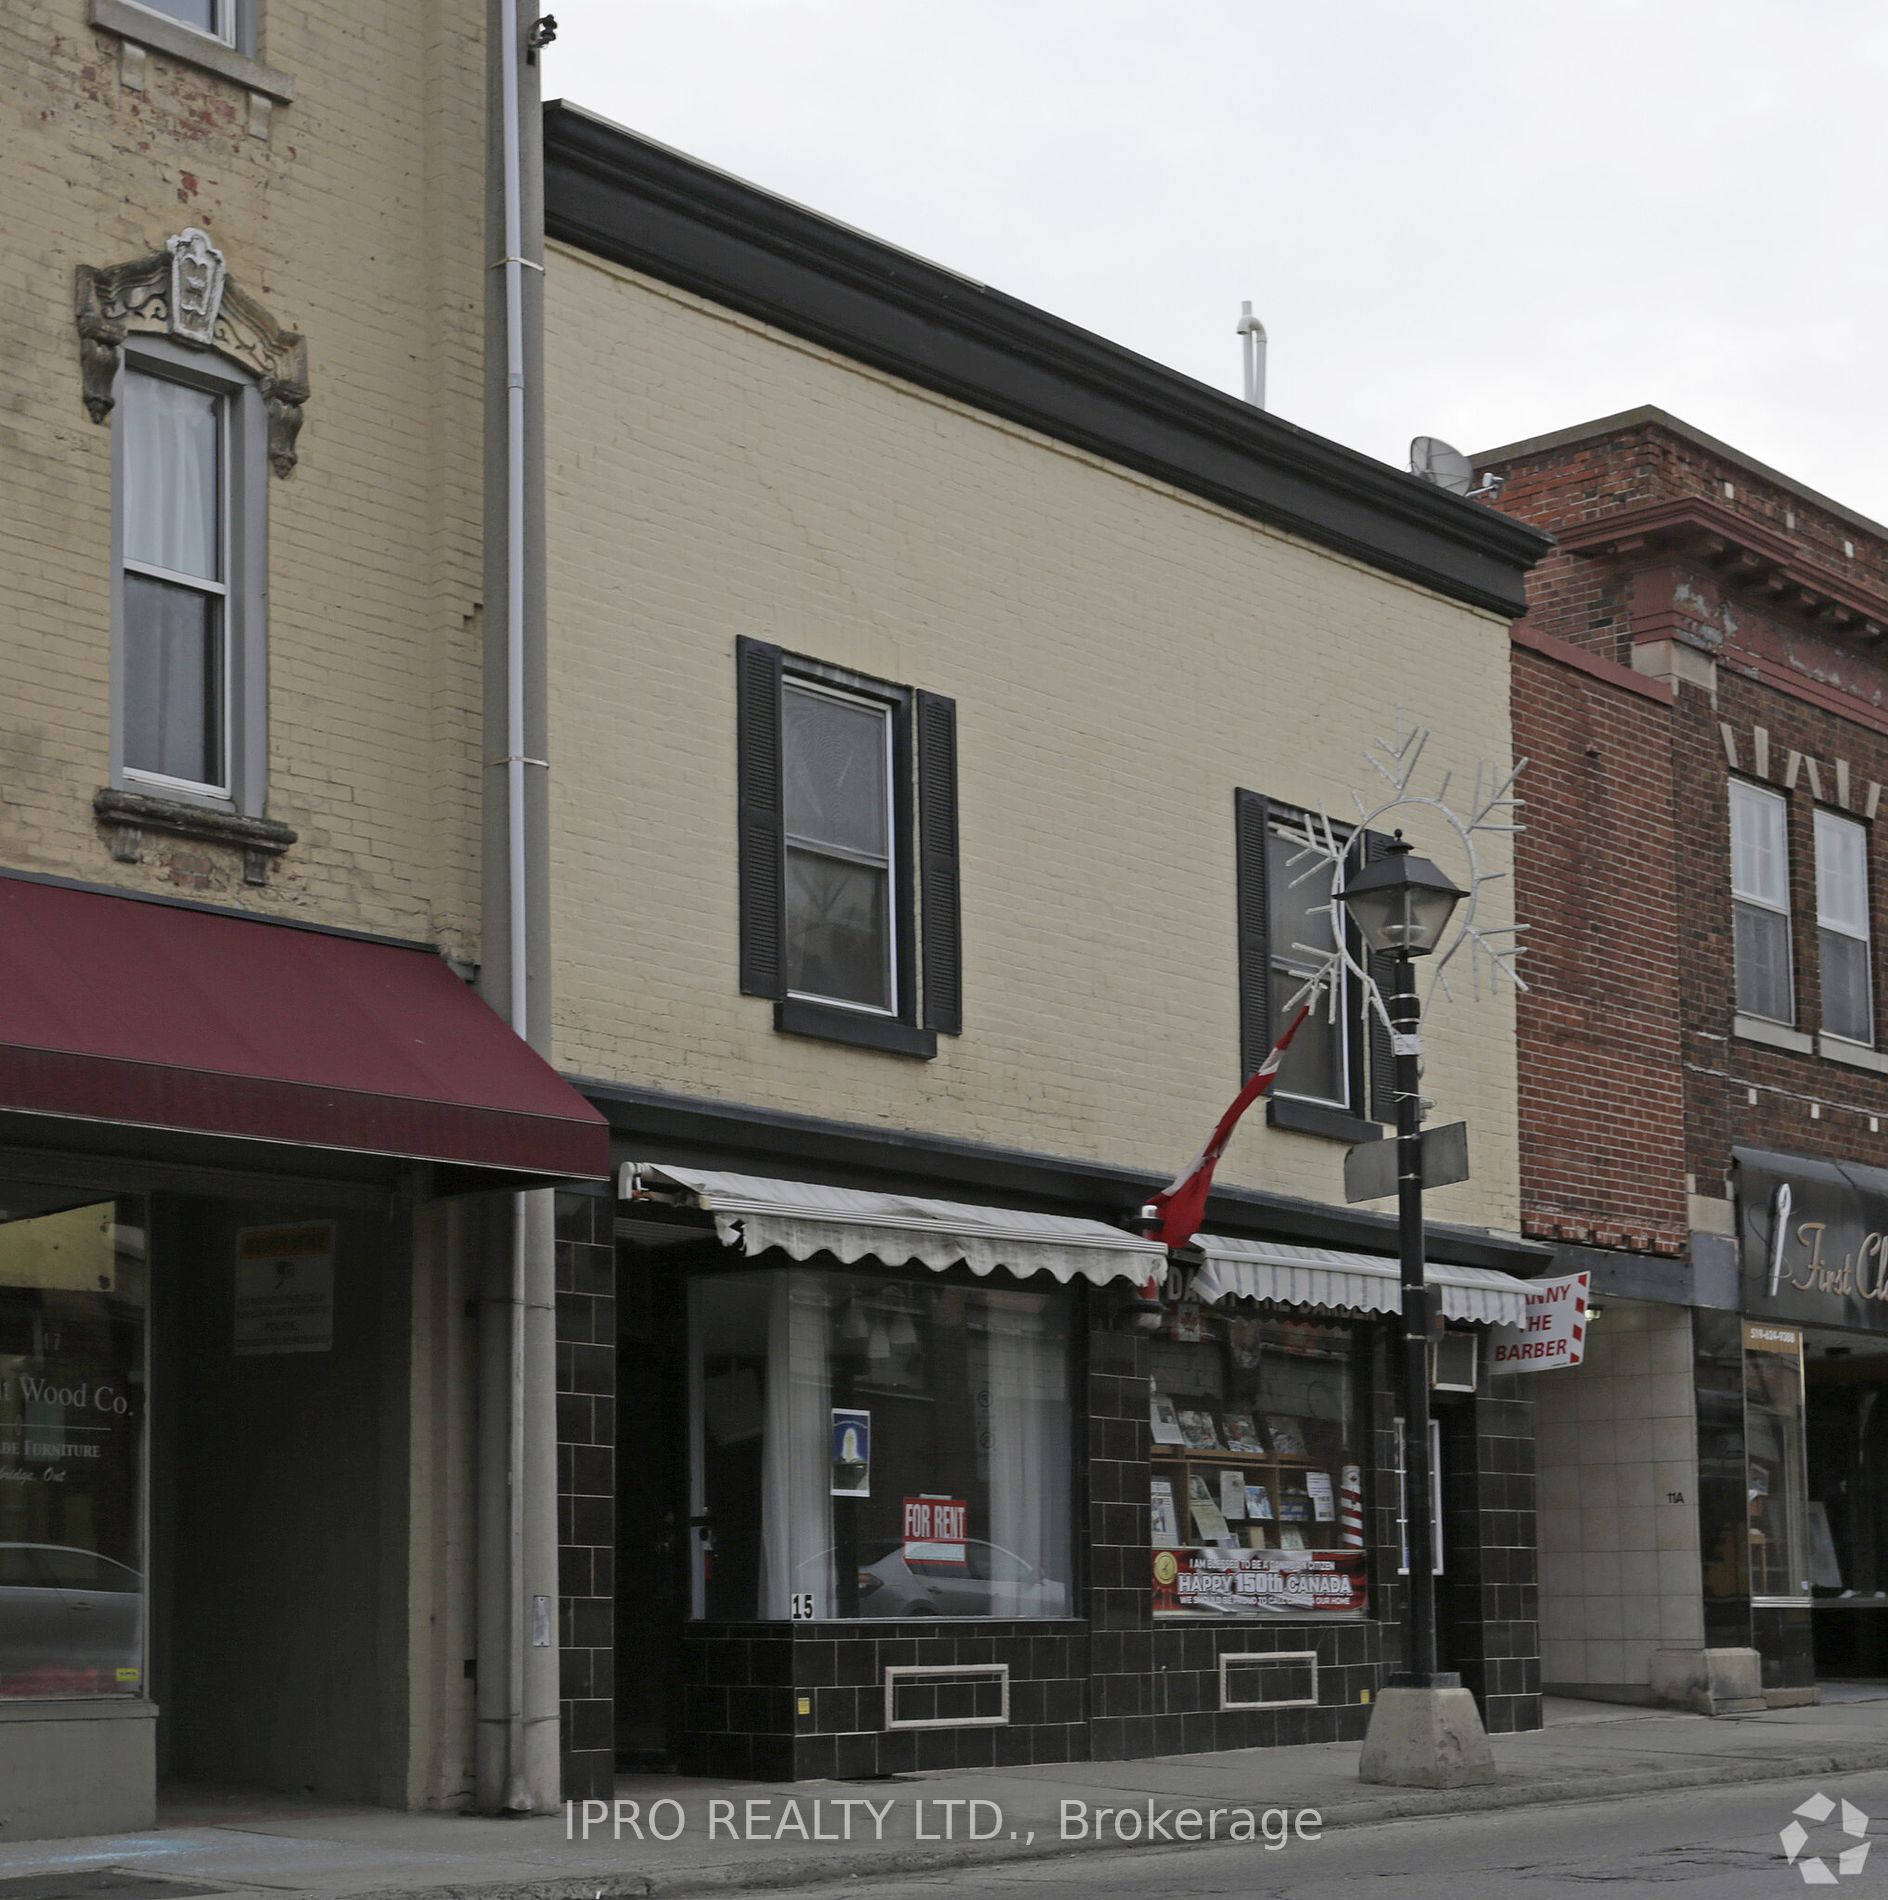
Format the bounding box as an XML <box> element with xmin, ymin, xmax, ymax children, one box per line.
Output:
<box><xmin>1339</xmin><ymin>833</ymin><xmax>1490</xmax><ymax>1785</ymax></box>
<box><xmin>1340</xmin><ymin>833</ymin><xmax>1466</xmax><ymax>959</ymax></box>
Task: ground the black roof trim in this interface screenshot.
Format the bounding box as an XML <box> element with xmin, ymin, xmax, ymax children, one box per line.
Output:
<box><xmin>573</xmin><ymin>1077</ymin><xmax>1551</xmax><ymax>1275</ymax></box>
<box><xmin>544</xmin><ymin>103</ymin><xmax>1551</xmax><ymax>620</ymax></box>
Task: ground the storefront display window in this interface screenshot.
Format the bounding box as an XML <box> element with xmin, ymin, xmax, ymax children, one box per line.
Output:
<box><xmin>0</xmin><ymin>1191</ymin><xmax>147</xmax><ymax>1698</ymax></box>
<box><xmin>1745</xmin><ymin>1320</ymin><xmax>1811</xmax><ymax>1602</ymax></box>
<box><xmin>1148</xmin><ymin>1303</ymin><xmax>1366</xmax><ymax>1617</ymax></box>
<box><xmin>1804</xmin><ymin>1333</ymin><xmax>1888</xmax><ymax>1603</ymax></box>
<box><xmin>689</xmin><ymin>1266</ymin><xmax>1073</xmax><ymax>1622</ymax></box>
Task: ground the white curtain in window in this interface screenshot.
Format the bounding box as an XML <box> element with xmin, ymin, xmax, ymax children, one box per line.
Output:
<box><xmin>759</xmin><ymin>1274</ymin><xmax>832</xmax><ymax>1618</ymax></box>
<box><xmin>124</xmin><ymin>373</ymin><xmax>220</xmax><ymax>581</ymax></box>
<box><xmin>983</xmin><ymin>1303</ymin><xmax>1071</xmax><ymax>1614</ymax></box>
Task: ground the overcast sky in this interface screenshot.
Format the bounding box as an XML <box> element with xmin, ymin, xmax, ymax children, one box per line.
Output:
<box><xmin>545</xmin><ymin>1</ymin><xmax>1888</xmax><ymax>522</ymax></box>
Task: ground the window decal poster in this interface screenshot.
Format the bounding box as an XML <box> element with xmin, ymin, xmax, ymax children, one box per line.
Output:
<box><xmin>234</xmin><ymin>1222</ymin><xmax>335</xmax><ymax>1355</ymax></box>
<box><xmin>830</xmin><ymin>1408</ymin><xmax>871</xmax><ymax>1497</ymax></box>
<box><xmin>1153</xmin><ymin>1544</ymin><xmax>1367</xmax><ymax>1615</ymax></box>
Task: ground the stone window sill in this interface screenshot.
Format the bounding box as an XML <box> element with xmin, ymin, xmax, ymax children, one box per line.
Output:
<box><xmin>89</xmin><ymin>0</ymin><xmax>295</xmax><ymax>104</ymax></box>
<box><xmin>1732</xmin><ymin>1012</ymin><xmax>1814</xmax><ymax>1056</ymax></box>
<box><xmin>774</xmin><ymin>996</ymin><xmax>937</xmax><ymax>1059</ymax></box>
<box><xmin>1818</xmin><ymin>1033</ymin><xmax>1888</xmax><ymax>1075</ymax></box>
<box><xmin>1267</xmin><ymin>1095</ymin><xmax>1380</xmax><ymax>1145</ymax></box>
<box><xmin>95</xmin><ymin>786</ymin><xmax>295</xmax><ymax>886</ymax></box>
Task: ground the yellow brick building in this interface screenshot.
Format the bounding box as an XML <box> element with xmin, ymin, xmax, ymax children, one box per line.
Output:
<box><xmin>539</xmin><ymin>104</ymin><xmax>1554</xmax><ymax>1779</ymax></box>
<box><xmin>0</xmin><ymin>4</ymin><xmax>606</xmax><ymax>1839</ymax></box>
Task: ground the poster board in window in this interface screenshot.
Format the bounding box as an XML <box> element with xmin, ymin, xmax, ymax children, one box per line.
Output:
<box><xmin>830</xmin><ymin>1407</ymin><xmax>871</xmax><ymax>1497</ymax></box>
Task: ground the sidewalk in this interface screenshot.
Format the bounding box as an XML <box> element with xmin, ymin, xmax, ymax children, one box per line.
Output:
<box><xmin>10</xmin><ymin>1696</ymin><xmax>1888</xmax><ymax>1899</ymax></box>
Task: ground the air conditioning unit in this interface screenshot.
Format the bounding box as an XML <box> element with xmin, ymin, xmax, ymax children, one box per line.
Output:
<box><xmin>1430</xmin><ymin>1329</ymin><xmax>1479</xmax><ymax>1393</ymax></box>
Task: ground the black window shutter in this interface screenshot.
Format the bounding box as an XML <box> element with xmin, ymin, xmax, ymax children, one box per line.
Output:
<box><xmin>735</xmin><ymin>637</ymin><xmax>786</xmax><ymax>997</ymax></box>
<box><xmin>916</xmin><ymin>690</ymin><xmax>962</xmax><ymax>1035</ymax></box>
<box><xmin>1363</xmin><ymin>829</ymin><xmax>1396</xmax><ymax>1121</ymax></box>
<box><xmin>1235</xmin><ymin>789</ymin><xmax>1274</xmax><ymax>1079</ymax></box>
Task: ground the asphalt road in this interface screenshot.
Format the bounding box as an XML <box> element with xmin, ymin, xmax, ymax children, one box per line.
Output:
<box><xmin>771</xmin><ymin>1771</ymin><xmax>1888</xmax><ymax>1898</ymax></box>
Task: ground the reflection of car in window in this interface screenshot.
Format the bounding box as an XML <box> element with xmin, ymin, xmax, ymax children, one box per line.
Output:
<box><xmin>799</xmin><ymin>1540</ymin><xmax>1068</xmax><ymax>1618</ymax></box>
<box><xmin>0</xmin><ymin>1543</ymin><xmax>142</xmax><ymax>1695</ymax></box>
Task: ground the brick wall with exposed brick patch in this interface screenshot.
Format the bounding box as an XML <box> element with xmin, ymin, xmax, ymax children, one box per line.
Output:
<box><xmin>0</xmin><ymin>2</ymin><xmax>486</xmax><ymax>955</ymax></box>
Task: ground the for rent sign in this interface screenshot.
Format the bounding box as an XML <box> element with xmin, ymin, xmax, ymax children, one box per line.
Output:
<box><xmin>901</xmin><ymin>1495</ymin><xmax>967</xmax><ymax>1565</ymax></box>
<box><xmin>1488</xmin><ymin>1272</ymin><xmax>1588</xmax><ymax>1372</ymax></box>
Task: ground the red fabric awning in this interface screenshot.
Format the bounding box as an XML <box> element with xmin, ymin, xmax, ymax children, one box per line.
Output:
<box><xmin>0</xmin><ymin>877</ymin><xmax>608</xmax><ymax>1183</ymax></box>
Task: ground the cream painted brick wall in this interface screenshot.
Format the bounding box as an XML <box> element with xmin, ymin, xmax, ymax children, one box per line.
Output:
<box><xmin>0</xmin><ymin>1</ymin><xmax>485</xmax><ymax>955</ymax></box>
<box><xmin>546</xmin><ymin>247</ymin><xmax>1522</xmax><ymax>1232</ymax></box>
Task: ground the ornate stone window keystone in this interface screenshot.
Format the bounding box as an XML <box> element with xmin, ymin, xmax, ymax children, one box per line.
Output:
<box><xmin>75</xmin><ymin>229</ymin><xmax>309</xmax><ymax>475</ymax></box>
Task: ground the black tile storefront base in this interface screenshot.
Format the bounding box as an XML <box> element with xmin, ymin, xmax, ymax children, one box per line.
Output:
<box><xmin>582</xmin><ymin>1263</ymin><xmax>1540</xmax><ymax>1782</ymax></box>
<box><xmin>670</xmin><ymin>1613</ymin><xmax>1429</xmax><ymax>1777</ymax></box>
<box><xmin>675</xmin><ymin>1621</ymin><xmax>1092</xmax><ymax>1779</ymax></box>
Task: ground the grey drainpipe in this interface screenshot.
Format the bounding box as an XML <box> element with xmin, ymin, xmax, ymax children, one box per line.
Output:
<box><xmin>476</xmin><ymin>0</ymin><xmax>559</xmax><ymax>1814</ymax></box>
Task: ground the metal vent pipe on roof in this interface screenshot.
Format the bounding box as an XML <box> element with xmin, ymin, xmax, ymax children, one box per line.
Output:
<box><xmin>1238</xmin><ymin>300</ymin><xmax>1267</xmax><ymax>410</ymax></box>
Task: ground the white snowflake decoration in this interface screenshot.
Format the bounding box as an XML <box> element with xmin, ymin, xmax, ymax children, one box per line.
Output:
<box><xmin>1270</xmin><ymin>718</ymin><xmax>1528</xmax><ymax>1055</ymax></box>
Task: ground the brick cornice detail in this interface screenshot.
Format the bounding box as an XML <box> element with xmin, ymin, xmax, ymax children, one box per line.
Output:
<box><xmin>1557</xmin><ymin>497</ymin><xmax>1888</xmax><ymax>638</ymax></box>
<box><xmin>1510</xmin><ymin>620</ymin><xmax>1674</xmax><ymax>705</ymax></box>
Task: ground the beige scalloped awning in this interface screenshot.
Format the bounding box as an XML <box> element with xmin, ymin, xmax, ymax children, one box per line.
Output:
<box><xmin>1191</xmin><ymin>1233</ymin><xmax>1530</xmax><ymax>1326</ymax></box>
<box><xmin>626</xmin><ymin>1163</ymin><xmax>1166</xmax><ymax>1288</ymax></box>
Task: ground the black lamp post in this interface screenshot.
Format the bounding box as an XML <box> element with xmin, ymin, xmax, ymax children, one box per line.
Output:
<box><xmin>1339</xmin><ymin>832</ymin><xmax>1465</xmax><ymax>1688</ymax></box>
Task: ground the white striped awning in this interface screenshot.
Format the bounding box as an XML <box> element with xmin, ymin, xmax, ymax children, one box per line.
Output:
<box><xmin>624</xmin><ymin>1163</ymin><xmax>1167</xmax><ymax>1289</ymax></box>
<box><xmin>1191</xmin><ymin>1234</ymin><xmax>1531</xmax><ymax>1327</ymax></box>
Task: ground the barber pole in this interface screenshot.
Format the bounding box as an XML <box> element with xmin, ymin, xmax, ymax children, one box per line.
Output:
<box><xmin>1339</xmin><ymin>1463</ymin><xmax>1365</xmax><ymax>1548</ymax></box>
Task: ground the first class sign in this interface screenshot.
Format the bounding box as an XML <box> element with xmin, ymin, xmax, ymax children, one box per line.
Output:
<box><xmin>1739</xmin><ymin>1146</ymin><xmax>1888</xmax><ymax>1334</ymax></box>
<box><xmin>1488</xmin><ymin>1272</ymin><xmax>1588</xmax><ymax>1372</ymax></box>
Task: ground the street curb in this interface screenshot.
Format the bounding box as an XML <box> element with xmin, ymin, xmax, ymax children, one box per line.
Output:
<box><xmin>336</xmin><ymin>1742</ymin><xmax>1888</xmax><ymax>1900</ymax></box>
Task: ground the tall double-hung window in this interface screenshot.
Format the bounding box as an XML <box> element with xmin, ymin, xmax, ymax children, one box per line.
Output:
<box><xmin>121</xmin><ymin>369</ymin><xmax>227</xmax><ymax>794</ymax></box>
<box><xmin>736</xmin><ymin>639</ymin><xmax>962</xmax><ymax>1058</ymax></box>
<box><xmin>1730</xmin><ymin>780</ymin><xmax>1794</xmax><ymax>1024</ymax></box>
<box><xmin>783</xmin><ymin>681</ymin><xmax>897</xmax><ymax>1013</ymax></box>
<box><xmin>1815</xmin><ymin>809</ymin><xmax>1873</xmax><ymax>1045</ymax></box>
<box><xmin>114</xmin><ymin>345</ymin><xmax>265</xmax><ymax>810</ymax></box>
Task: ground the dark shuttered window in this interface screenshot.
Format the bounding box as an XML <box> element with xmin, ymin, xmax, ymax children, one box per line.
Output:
<box><xmin>736</xmin><ymin>637</ymin><xmax>787</xmax><ymax>999</ymax></box>
<box><xmin>916</xmin><ymin>690</ymin><xmax>962</xmax><ymax>1036</ymax></box>
<box><xmin>736</xmin><ymin>641</ymin><xmax>959</xmax><ymax>1058</ymax></box>
<box><xmin>1234</xmin><ymin>789</ymin><xmax>1387</xmax><ymax>1142</ymax></box>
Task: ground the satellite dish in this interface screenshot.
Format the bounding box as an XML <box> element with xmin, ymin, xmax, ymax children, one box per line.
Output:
<box><xmin>1409</xmin><ymin>436</ymin><xmax>1476</xmax><ymax>495</ymax></box>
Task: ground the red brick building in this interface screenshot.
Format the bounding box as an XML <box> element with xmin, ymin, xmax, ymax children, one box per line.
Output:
<box><xmin>1488</xmin><ymin>407</ymin><xmax>1888</xmax><ymax>1705</ymax></box>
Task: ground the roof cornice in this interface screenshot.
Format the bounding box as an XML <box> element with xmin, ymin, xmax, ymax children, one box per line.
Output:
<box><xmin>1558</xmin><ymin>496</ymin><xmax>1888</xmax><ymax>639</ymax></box>
<box><xmin>544</xmin><ymin>103</ymin><xmax>1551</xmax><ymax>619</ymax></box>
<box><xmin>1474</xmin><ymin>404</ymin><xmax>1888</xmax><ymax>550</ymax></box>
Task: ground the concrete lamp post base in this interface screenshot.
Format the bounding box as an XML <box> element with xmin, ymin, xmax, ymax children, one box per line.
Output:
<box><xmin>1358</xmin><ymin>1682</ymin><xmax>1497</xmax><ymax>1789</ymax></box>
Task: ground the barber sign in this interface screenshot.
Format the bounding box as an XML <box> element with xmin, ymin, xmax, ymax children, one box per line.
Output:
<box><xmin>1488</xmin><ymin>1272</ymin><xmax>1589</xmax><ymax>1372</ymax></box>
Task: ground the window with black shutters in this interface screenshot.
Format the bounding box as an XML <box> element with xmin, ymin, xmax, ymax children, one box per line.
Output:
<box><xmin>736</xmin><ymin>639</ymin><xmax>959</xmax><ymax>1057</ymax></box>
<box><xmin>1235</xmin><ymin>790</ymin><xmax>1390</xmax><ymax>1143</ymax></box>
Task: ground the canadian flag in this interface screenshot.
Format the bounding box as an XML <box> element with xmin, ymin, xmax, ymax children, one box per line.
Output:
<box><xmin>1142</xmin><ymin>993</ymin><xmax>1320</xmax><ymax>1253</ymax></box>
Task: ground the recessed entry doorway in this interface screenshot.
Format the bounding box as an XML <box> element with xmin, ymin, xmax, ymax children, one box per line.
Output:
<box><xmin>1802</xmin><ymin>1326</ymin><xmax>1888</xmax><ymax>1679</ymax></box>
